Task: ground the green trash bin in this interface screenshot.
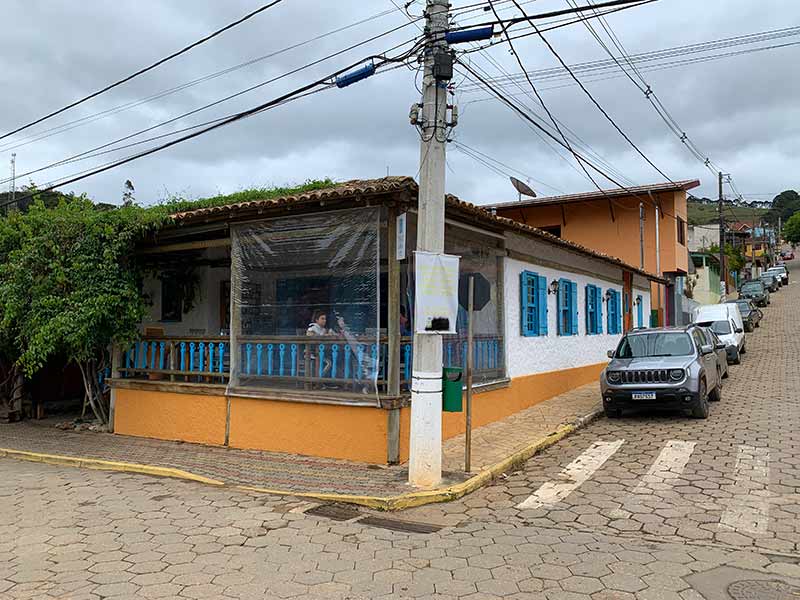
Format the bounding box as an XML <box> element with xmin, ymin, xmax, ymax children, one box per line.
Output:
<box><xmin>442</xmin><ymin>367</ymin><xmax>463</xmax><ymax>412</ymax></box>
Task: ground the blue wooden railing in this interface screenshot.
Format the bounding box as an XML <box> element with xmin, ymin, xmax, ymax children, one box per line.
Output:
<box><xmin>119</xmin><ymin>334</ymin><xmax>504</xmax><ymax>390</ymax></box>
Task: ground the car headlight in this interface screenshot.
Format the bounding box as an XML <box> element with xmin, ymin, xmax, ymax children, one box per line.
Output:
<box><xmin>669</xmin><ymin>369</ymin><xmax>684</xmax><ymax>381</ymax></box>
<box><xmin>607</xmin><ymin>371</ymin><xmax>622</xmax><ymax>384</ymax></box>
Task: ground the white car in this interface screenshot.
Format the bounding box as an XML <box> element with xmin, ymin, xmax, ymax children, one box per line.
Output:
<box><xmin>765</xmin><ymin>265</ymin><xmax>789</xmax><ymax>286</ymax></box>
<box><xmin>692</xmin><ymin>303</ymin><xmax>746</xmax><ymax>365</ymax></box>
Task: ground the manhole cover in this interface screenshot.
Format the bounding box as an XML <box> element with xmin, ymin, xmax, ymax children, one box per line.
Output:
<box><xmin>305</xmin><ymin>503</ymin><xmax>361</xmax><ymax>521</ymax></box>
<box><xmin>728</xmin><ymin>579</ymin><xmax>800</xmax><ymax>600</ymax></box>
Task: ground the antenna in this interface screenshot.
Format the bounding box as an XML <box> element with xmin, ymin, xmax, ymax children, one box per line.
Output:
<box><xmin>510</xmin><ymin>176</ymin><xmax>536</xmax><ymax>202</ymax></box>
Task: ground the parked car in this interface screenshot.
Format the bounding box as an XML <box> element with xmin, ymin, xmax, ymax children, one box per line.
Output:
<box><xmin>698</xmin><ymin>326</ymin><xmax>730</xmax><ymax>380</ymax></box>
<box><xmin>726</xmin><ymin>298</ymin><xmax>762</xmax><ymax>331</ymax></box>
<box><xmin>766</xmin><ymin>265</ymin><xmax>789</xmax><ymax>285</ymax></box>
<box><xmin>601</xmin><ymin>325</ymin><xmax>722</xmax><ymax>419</ymax></box>
<box><xmin>739</xmin><ymin>279</ymin><xmax>770</xmax><ymax>306</ymax></box>
<box><xmin>760</xmin><ymin>273</ymin><xmax>780</xmax><ymax>292</ymax></box>
<box><xmin>693</xmin><ymin>303</ymin><xmax>746</xmax><ymax>365</ymax></box>
<box><xmin>780</xmin><ymin>250</ymin><xmax>794</xmax><ymax>260</ymax></box>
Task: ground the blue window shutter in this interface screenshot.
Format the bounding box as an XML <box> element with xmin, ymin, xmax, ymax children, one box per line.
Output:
<box><xmin>607</xmin><ymin>289</ymin><xmax>616</xmax><ymax>334</ymax></box>
<box><xmin>570</xmin><ymin>282</ymin><xmax>578</xmax><ymax>335</ymax></box>
<box><xmin>616</xmin><ymin>292</ymin><xmax>623</xmax><ymax>334</ymax></box>
<box><xmin>520</xmin><ymin>272</ymin><xmax>531</xmax><ymax>336</ymax></box>
<box><xmin>557</xmin><ymin>278</ymin><xmax>567</xmax><ymax>336</ymax></box>
<box><xmin>637</xmin><ymin>295</ymin><xmax>643</xmax><ymax>328</ymax></box>
<box><xmin>585</xmin><ymin>285</ymin><xmax>592</xmax><ymax>334</ymax></box>
<box><xmin>596</xmin><ymin>287</ymin><xmax>603</xmax><ymax>334</ymax></box>
<box><xmin>537</xmin><ymin>275</ymin><xmax>548</xmax><ymax>336</ymax></box>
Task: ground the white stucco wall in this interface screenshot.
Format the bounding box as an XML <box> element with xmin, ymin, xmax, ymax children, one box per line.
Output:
<box><xmin>504</xmin><ymin>257</ymin><xmax>651</xmax><ymax>379</ymax></box>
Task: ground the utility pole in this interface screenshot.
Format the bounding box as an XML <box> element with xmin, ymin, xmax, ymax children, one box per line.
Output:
<box><xmin>638</xmin><ymin>201</ymin><xmax>645</xmax><ymax>270</ymax></box>
<box><xmin>9</xmin><ymin>153</ymin><xmax>16</xmax><ymax>209</ymax></box>
<box><xmin>718</xmin><ymin>172</ymin><xmax>725</xmax><ymax>297</ymax></box>
<box><xmin>408</xmin><ymin>0</ymin><xmax>451</xmax><ymax>488</ymax></box>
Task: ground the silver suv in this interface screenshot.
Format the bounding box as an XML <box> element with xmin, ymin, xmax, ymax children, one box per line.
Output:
<box><xmin>601</xmin><ymin>326</ymin><xmax>723</xmax><ymax>420</ymax></box>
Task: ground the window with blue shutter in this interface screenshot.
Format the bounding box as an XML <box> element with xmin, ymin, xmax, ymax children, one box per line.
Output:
<box><xmin>520</xmin><ymin>271</ymin><xmax>538</xmax><ymax>337</ymax></box>
<box><xmin>585</xmin><ymin>284</ymin><xmax>604</xmax><ymax>335</ymax></box>
<box><xmin>636</xmin><ymin>295</ymin><xmax>644</xmax><ymax>328</ymax></box>
<box><xmin>558</xmin><ymin>279</ymin><xmax>577</xmax><ymax>336</ymax></box>
<box><xmin>615</xmin><ymin>291</ymin><xmax>623</xmax><ymax>333</ymax></box>
<box><xmin>536</xmin><ymin>275</ymin><xmax>548</xmax><ymax>336</ymax></box>
<box><xmin>606</xmin><ymin>290</ymin><xmax>622</xmax><ymax>334</ymax></box>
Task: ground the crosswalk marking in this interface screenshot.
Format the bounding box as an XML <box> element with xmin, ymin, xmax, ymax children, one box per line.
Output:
<box><xmin>632</xmin><ymin>440</ymin><xmax>696</xmax><ymax>496</ymax></box>
<box><xmin>719</xmin><ymin>445</ymin><xmax>771</xmax><ymax>535</ymax></box>
<box><xmin>516</xmin><ymin>440</ymin><xmax>624</xmax><ymax>510</ymax></box>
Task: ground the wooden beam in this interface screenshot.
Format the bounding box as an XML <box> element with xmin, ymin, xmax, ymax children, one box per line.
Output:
<box><xmin>608</xmin><ymin>200</ymin><xmax>616</xmax><ymax>223</ymax></box>
<box><xmin>387</xmin><ymin>208</ymin><xmax>401</xmax><ymax>398</ymax></box>
<box><xmin>561</xmin><ymin>205</ymin><xmax>567</xmax><ymax>227</ymax></box>
<box><xmin>139</xmin><ymin>238</ymin><xmax>231</xmax><ymax>254</ymax></box>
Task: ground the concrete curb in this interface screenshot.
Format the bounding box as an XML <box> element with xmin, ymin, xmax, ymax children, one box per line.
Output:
<box><xmin>0</xmin><ymin>404</ymin><xmax>604</xmax><ymax>511</ymax></box>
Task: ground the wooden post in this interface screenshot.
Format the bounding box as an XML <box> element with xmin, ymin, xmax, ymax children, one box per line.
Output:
<box><xmin>387</xmin><ymin>207</ymin><xmax>401</xmax><ymax>398</ymax></box>
<box><xmin>465</xmin><ymin>275</ymin><xmax>474</xmax><ymax>473</ymax></box>
<box><xmin>229</xmin><ymin>234</ymin><xmax>241</xmax><ymax>391</ymax></box>
<box><xmin>169</xmin><ymin>341</ymin><xmax>176</xmax><ymax>382</ymax></box>
<box><xmin>109</xmin><ymin>344</ymin><xmax>123</xmax><ymax>432</ymax></box>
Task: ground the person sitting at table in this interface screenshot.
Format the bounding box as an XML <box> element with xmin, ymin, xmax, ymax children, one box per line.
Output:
<box><xmin>306</xmin><ymin>310</ymin><xmax>334</xmax><ymax>336</ymax></box>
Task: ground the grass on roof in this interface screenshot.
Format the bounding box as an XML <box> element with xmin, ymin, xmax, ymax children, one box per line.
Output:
<box><xmin>161</xmin><ymin>178</ymin><xmax>338</xmax><ymax>214</ymax></box>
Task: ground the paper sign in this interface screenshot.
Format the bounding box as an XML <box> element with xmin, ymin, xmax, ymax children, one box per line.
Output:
<box><xmin>414</xmin><ymin>251</ymin><xmax>460</xmax><ymax>334</ymax></box>
<box><xmin>397</xmin><ymin>213</ymin><xmax>407</xmax><ymax>261</ymax></box>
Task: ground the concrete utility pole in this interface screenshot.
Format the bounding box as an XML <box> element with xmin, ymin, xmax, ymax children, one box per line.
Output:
<box><xmin>408</xmin><ymin>0</ymin><xmax>451</xmax><ymax>488</ymax></box>
<box><xmin>718</xmin><ymin>172</ymin><xmax>725</xmax><ymax>295</ymax></box>
<box><xmin>9</xmin><ymin>154</ymin><xmax>16</xmax><ymax>209</ymax></box>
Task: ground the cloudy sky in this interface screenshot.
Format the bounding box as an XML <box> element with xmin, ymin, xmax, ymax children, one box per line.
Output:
<box><xmin>1</xmin><ymin>0</ymin><xmax>798</xmax><ymax>207</ymax></box>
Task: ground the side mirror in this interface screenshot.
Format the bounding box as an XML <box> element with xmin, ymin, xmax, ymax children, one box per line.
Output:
<box><xmin>735</xmin><ymin>327</ymin><xmax>744</xmax><ymax>334</ymax></box>
<box><xmin>700</xmin><ymin>344</ymin><xmax>714</xmax><ymax>355</ymax></box>
<box><xmin>606</xmin><ymin>350</ymin><xmax>614</xmax><ymax>359</ymax></box>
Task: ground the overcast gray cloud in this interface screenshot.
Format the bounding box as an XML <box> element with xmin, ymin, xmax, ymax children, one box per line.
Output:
<box><xmin>1</xmin><ymin>0</ymin><xmax>798</xmax><ymax>207</ymax></box>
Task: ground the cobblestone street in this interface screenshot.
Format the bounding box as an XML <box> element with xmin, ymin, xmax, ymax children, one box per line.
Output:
<box><xmin>3</xmin><ymin>266</ymin><xmax>800</xmax><ymax>599</ymax></box>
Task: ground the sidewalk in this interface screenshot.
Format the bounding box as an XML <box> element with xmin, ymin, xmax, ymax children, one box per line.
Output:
<box><xmin>0</xmin><ymin>382</ymin><xmax>602</xmax><ymax>510</ymax></box>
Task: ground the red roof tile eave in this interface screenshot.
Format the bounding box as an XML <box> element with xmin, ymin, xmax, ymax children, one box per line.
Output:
<box><xmin>488</xmin><ymin>179</ymin><xmax>702</xmax><ymax>210</ymax></box>
<box><xmin>165</xmin><ymin>176</ymin><xmax>666</xmax><ymax>284</ymax></box>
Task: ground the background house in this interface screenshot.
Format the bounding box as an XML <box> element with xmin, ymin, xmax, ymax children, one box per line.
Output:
<box><xmin>489</xmin><ymin>180</ymin><xmax>700</xmax><ymax>326</ymax></box>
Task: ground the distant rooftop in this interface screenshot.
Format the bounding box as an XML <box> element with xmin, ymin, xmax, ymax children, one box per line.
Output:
<box><xmin>489</xmin><ymin>180</ymin><xmax>701</xmax><ymax>210</ymax></box>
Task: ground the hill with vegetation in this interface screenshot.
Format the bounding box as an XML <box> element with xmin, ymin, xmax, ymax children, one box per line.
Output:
<box><xmin>687</xmin><ymin>198</ymin><xmax>767</xmax><ymax>226</ymax></box>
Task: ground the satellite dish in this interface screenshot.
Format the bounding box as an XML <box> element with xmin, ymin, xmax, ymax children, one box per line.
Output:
<box><xmin>510</xmin><ymin>177</ymin><xmax>536</xmax><ymax>201</ymax></box>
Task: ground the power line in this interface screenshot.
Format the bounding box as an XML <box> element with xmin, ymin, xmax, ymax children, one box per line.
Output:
<box><xmin>0</xmin><ymin>0</ymin><xmax>287</xmax><ymax>141</ymax></box>
<box><xmin>0</xmin><ymin>21</ymin><xmax>422</xmax><ymax>187</ymax></box>
<box><xmin>0</xmin><ymin>6</ymin><xmax>416</xmax><ymax>153</ymax></box>
<box><xmin>3</xmin><ymin>47</ymin><xmax>418</xmax><ymax>209</ymax></box>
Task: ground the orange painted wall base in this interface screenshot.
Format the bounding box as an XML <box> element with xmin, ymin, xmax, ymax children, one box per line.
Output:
<box><xmin>113</xmin><ymin>362</ymin><xmax>604</xmax><ymax>464</ymax></box>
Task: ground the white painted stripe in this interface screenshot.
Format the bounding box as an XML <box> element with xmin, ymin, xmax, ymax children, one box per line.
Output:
<box><xmin>720</xmin><ymin>445</ymin><xmax>771</xmax><ymax>535</ymax></box>
<box><xmin>516</xmin><ymin>440</ymin><xmax>624</xmax><ymax>510</ymax></box>
<box><xmin>633</xmin><ymin>440</ymin><xmax>696</xmax><ymax>495</ymax></box>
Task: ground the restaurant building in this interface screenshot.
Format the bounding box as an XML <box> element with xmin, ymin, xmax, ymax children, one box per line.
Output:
<box><xmin>110</xmin><ymin>177</ymin><xmax>662</xmax><ymax>464</ymax></box>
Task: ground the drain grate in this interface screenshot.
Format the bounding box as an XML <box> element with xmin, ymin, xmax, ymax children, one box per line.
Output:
<box><xmin>728</xmin><ymin>579</ymin><xmax>800</xmax><ymax>600</ymax></box>
<box><xmin>359</xmin><ymin>516</ymin><xmax>442</xmax><ymax>534</ymax></box>
<box><xmin>305</xmin><ymin>503</ymin><xmax>361</xmax><ymax>521</ymax></box>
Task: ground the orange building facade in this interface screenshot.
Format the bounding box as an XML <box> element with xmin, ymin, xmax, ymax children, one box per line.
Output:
<box><xmin>492</xmin><ymin>180</ymin><xmax>700</xmax><ymax>325</ymax></box>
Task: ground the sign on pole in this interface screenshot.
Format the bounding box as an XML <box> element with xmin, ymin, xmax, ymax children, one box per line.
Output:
<box><xmin>396</xmin><ymin>213</ymin><xmax>407</xmax><ymax>261</ymax></box>
<box><xmin>414</xmin><ymin>251</ymin><xmax>460</xmax><ymax>334</ymax></box>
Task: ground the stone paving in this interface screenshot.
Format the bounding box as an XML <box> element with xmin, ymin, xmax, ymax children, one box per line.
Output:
<box><xmin>2</xmin><ymin>262</ymin><xmax>800</xmax><ymax>599</ymax></box>
<box><xmin>0</xmin><ymin>380</ymin><xmax>600</xmax><ymax>499</ymax></box>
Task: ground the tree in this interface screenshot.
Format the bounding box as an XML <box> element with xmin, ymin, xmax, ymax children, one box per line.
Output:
<box><xmin>122</xmin><ymin>179</ymin><xmax>135</xmax><ymax>206</ymax></box>
<box><xmin>0</xmin><ymin>195</ymin><xmax>163</xmax><ymax>424</ymax></box>
<box><xmin>765</xmin><ymin>190</ymin><xmax>800</xmax><ymax>225</ymax></box>
<box><xmin>783</xmin><ymin>211</ymin><xmax>800</xmax><ymax>246</ymax></box>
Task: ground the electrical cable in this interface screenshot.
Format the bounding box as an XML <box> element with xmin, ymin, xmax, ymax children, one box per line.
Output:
<box><xmin>0</xmin><ymin>6</ymin><xmax>418</xmax><ymax>153</ymax></box>
<box><xmin>0</xmin><ymin>22</ymin><xmax>423</xmax><ymax>187</ymax></box>
<box><xmin>0</xmin><ymin>0</ymin><xmax>287</xmax><ymax>141</ymax></box>
<box><xmin>2</xmin><ymin>47</ymin><xmax>419</xmax><ymax>208</ymax></box>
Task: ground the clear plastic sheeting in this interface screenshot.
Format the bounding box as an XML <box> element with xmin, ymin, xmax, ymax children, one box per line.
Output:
<box><xmin>229</xmin><ymin>208</ymin><xmax>381</xmax><ymax>403</ymax></box>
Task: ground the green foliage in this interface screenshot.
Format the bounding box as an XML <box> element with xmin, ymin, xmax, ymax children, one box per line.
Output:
<box><xmin>765</xmin><ymin>190</ymin><xmax>800</xmax><ymax>225</ymax></box>
<box><xmin>0</xmin><ymin>196</ymin><xmax>164</xmax><ymax>377</ymax></box>
<box><xmin>707</xmin><ymin>243</ymin><xmax>746</xmax><ymax>273</ymax></box>
<box><xmin>783</xmin><ymin>211</ymin><xmax>800</xmax><ymax>245</ymax></box>
<box><xmin>158</xmin><ymin>179</ymin><xmax>336</xmax><ymax>214</ymax></box>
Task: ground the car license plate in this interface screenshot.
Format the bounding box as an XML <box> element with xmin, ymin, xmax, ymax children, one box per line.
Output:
<box><xmin>632</xmin><ymin>392</ymin><xmax>656</xmax><ymax>400</ymax></box>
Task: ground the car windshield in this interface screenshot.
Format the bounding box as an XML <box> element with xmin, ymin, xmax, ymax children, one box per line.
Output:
<box><xmin>615</xmin><ymin>332</ymin><xmax>694</xmax><ymax>358</ymax></box>
<box><xmin>697</xmin><ymin>320</ymin><xmax>732</xmax><ymax>335</ymax></box>
<box><xmin>735</xmin><ymin>302</ymin><xmax>751</xmax><ymax>314</ymax></box>
<box><xmin>741</xmin><ymin>283</ymin><xmax>762</xmax><ymax>292</ymax></box>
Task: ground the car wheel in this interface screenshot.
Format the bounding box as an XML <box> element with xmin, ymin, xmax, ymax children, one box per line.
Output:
<box><xmin>740</xmin><ymin>344</ymin><xmax>747</xmax><ymax>355</ymax></box>
<box><xmin>709</xmin><ymin>371</ymin><xmax>722</xmax><ymax>402</ymax></box>
<box><xmin>731</xmin><ymin>349</ymin><xmax>741</xmax><ymax>365</ymax></box>
<box><xmin>745</xmin><ymin>323</ymin><xmax>753</xmax><ymax>333</ymax></box>
<box><xmin>604</xmin><ymin>407</ymin><xmax>622</xmax><ymax>418</ymax></box>
<box><xmin>755</xmin><ymin>320</ymin><xmax>760</xmax><ymax>328</ymax></box>
<box><xmin>692</xmin><ymin>380</ymin><xmax>710</xmax><ymax>419</ymax></box>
